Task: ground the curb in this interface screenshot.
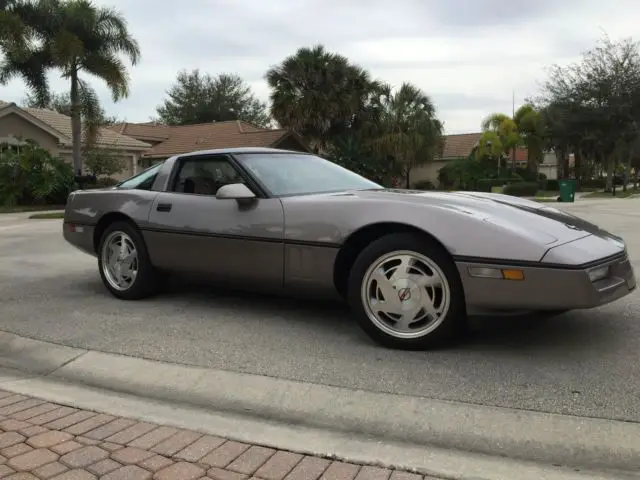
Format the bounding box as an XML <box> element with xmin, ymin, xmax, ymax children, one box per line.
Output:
<box><xmin>1</xmin><ymin>331</ymin><xmax>640</xmax><ymax>477</ymax></box>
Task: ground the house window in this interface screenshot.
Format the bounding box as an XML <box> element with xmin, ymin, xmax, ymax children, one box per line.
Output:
<box><xmin>0</xmin><ymin>142</ymin><xmax>22</xmax><ymax>157</ymax></box>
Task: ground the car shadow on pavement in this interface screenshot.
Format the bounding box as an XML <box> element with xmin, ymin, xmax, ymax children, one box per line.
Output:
<box><xmin>159</xmin><ymin>276</ymin><xmax>618</xmax><ymax>352</ymax></box>
<box><xmin>462</xmin><ymin>310</ymin><xmax>618</xmax><ymax>352</ymax></box>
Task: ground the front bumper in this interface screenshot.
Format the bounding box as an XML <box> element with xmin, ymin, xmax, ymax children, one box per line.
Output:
<box><xmin>457</xmin><ymin>252</ymin><xmax>636</xmax><ymax>311</ymax></box>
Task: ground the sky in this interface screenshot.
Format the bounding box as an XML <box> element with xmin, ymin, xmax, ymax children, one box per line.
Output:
<box><xmin>1</xmin><ymin>0</ymin><xmax>640</xmax><ymax>134</ymax></box>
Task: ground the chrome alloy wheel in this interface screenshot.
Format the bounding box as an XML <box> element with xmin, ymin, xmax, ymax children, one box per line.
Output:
<box><xmin>101</xmin><ymin>231</ymin><xmax>139</xmax><ymax>291</ymax></box>
<box><xmin>361</xmin><ymin>250</ymin><xmax>451</xmax><ymax>339</ymax></box>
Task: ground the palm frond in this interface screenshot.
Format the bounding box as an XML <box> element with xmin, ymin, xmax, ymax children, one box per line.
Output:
<box><xmin>82</xmin><ymin>50</ymin><xmax>129</xmax><ymax>100</ymax></box>
<box><xmin>0</xmin><ymin>45</ymin><xmax>52</xmax><ymax>105</ymax></box>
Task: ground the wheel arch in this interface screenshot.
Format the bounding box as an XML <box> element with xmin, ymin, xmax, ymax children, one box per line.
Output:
<box><xmin>333</xmin><ymin>222</ymin><xmax>456</xmax><ymax>299</ymax></box>
<box><xmin>93</xmin><ymin>212</ymin><xmax>138</xmax><ymax>253</ymax></box>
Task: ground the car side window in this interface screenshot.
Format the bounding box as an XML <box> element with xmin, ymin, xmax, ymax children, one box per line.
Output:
<box><xmin>117</xmin><ymin>162</ymin><xmax>163</xmax><ymax>190</ymax></box>
<box><xmin>171</xmin><ymin>155</ymin><xmax>245</xmax><ymax>196</ymax></box>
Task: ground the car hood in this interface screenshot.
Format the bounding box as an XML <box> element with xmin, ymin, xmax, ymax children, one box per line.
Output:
<box><xmin>348</xmin><ymin>188</ymin><xmax>619</xmax><ymax>247</ymax></box>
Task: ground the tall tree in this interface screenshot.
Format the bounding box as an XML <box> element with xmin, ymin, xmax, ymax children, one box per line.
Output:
<box><xmin>156</xmin><ymin>70</ymin><xmax>271</xmax><ymax>127</ymax></box>
<box><xmin>0</xmin><ymin>0</ymin><xmax>54</xmax><ymax>106</ymax></box>
<box><xmin>23</xmin><ymin>90</ymin><xmax>120</xmax><ymax>125</ymax></box>
<box><xmin>266</xmin><ymin>44</ymin><xmax>381</xmax><ymax>152</ymax></box>
<box><xmin>537</xmin><ymin>34</ymin><xmax>640</xmax><ymax>191</ymax></box>
<box><xmin>370</xmin><ymin>82</ymin><xmax>444</xmax><ymax>188</ymax></box>
<box><xmin>513</xmin><ymin>104</ymin><xmax>545</xmax><ymax>171</ymax></box>
<box><xmin>0</xmin><ymin>0</ymin><xmax>140</xmax><ymax>176</ymax></box>
<box><xmin>480</xmin><ymin>112</ymin><xmax>521</xmax><ymax>170</ymax></box>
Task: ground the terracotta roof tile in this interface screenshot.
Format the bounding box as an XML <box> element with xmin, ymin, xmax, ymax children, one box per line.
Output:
<box><xmin>131</xmin><ymin>121</ymin><xmax>290</xmax><ymax>158</ymax></box>
<box><xmin>106</xmin><ymin>122</ymin><xmax>173</xmax><ymax>141</ymax></box>
<box><xmin>507</xmin><ymin>147</ymin><xmax>528</xmax><ymax>162</ymax></box>
<box><xmin>17</xmin><ymin>107</ymin><xmax>151</xmax><ymax>150</ymax></box>
<box><xmin>441</xmin><ymin>133</ymin><xmax>482</xmax><ymax>159</ymax></box>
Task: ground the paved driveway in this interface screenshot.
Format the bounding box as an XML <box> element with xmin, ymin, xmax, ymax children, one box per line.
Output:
<box><xmin>1</xmin><ymin>200</ymin><xmax>639</xmax><ymax>423</ymax></box>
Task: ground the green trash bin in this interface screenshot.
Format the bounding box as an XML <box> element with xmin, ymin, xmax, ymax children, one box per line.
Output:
<box><xmin>558</xmin><ymin>179</ymin><xmax>577</xmax><ymax>202</ymax></box>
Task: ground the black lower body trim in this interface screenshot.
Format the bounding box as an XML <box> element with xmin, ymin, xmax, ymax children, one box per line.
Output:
<box><xmin>140</xmin><ymin>227</ymin><xmax>341</xmax><ymax>249</ymax></box>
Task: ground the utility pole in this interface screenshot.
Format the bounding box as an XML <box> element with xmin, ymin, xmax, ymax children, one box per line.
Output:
<box><xmin>511</xmin><ymin>89</ymin><xmax>516</xmax><ymax>169</ymax></box>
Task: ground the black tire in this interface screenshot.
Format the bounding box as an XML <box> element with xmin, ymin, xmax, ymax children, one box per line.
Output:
<box><xmin>97</xmin><ymin>220</ymin><xmax>158</xmax><ymax>300</ymax></box>
<box><xmin>347</xmin><ymin>233</ymin><xmax>467</xmax><ymax>350</ymax></box>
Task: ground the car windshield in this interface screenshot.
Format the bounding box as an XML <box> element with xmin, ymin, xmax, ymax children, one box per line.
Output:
<box><xmin>235</xmin><ymin>153</ymin><xmax>382</xmax><ymax>196</ymax></box>
<box><xmin>116</xmin><ymin>162</ymin><xmax>163</xmax><ymax>190</ymax></box>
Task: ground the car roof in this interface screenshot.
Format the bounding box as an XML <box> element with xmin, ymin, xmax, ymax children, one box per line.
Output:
<box><xmin>180</xmin><ymin>147</ymin><xmax>312</xmax><ymax>156</ymax></box>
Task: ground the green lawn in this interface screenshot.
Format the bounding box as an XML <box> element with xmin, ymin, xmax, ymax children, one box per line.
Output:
<box><xmin>28</xmin><ymin>212</ymin><xmax>65</xmax><ymax>219</ymax></box>
<box><xmin>0</xmin><ymin>205</ymin><xmax>65</xmax><ymax>214</ymax></box>
<box><xmin>583</xmin><ymin>187</ymin><xmax>640</xmax><ymax>199</ymax></box>
<box><xmin>535</xmin><ymin>190</ymin><xmax>560</xmax><ymax>198</ymax></box>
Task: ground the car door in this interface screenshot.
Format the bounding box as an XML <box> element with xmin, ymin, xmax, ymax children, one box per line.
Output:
<box><xmin>144</xmin><ymin>153</ymin><xmax>285</xmax><ymax>289</ymax></box>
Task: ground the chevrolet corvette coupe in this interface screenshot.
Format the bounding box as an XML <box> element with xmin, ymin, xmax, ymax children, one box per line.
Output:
<box><xmin>63</xmin><ymin>147</ymin><xmax>636</xmax><ymax>350</ymax></box>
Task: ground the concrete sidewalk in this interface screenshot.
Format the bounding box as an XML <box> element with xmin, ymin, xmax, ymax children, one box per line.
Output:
<box><xmin>0</xmin><ymin>332</ymin><xmax>638</xmax><ymax>480</ymax></box>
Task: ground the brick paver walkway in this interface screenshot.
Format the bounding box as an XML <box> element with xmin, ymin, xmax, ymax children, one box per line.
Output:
<box><xmin>0</xmin><ymin>390</ymin><xmax>440</xmax><ymax>479</ymax></box>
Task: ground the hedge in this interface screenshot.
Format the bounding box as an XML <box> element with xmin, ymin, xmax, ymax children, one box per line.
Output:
<box><xmin>476</xmin><ymin>178</ymin><xmax>521</xmax><ymax>192</ymax></box>
<box><xmin>502</xmin><ymin>181</ymin><xmax>539</xmax><ymax>197</ymax></box>
<box><xmin>413</xmin><ymin>180</ymin><xmax>435</xmax><ymax>190</ymax></box>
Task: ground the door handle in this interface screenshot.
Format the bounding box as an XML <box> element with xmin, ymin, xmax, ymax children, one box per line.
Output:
<box><xmin>156</xmin><ymin>203</ymin><xmax>172</xmax><ymax>212</ymax></box>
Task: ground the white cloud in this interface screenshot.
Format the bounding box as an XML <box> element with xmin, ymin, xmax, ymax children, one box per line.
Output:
<box><xmin>2</xmin><ymin>0</ymin><xmax>640</xmax><ymax>133</ymax></box>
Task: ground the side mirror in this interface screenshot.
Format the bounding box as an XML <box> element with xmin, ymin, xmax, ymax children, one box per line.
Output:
<box><xmin>216</xmin><ymin>183</ymin><xmax>256</xmax><ymax>200</ymax></box>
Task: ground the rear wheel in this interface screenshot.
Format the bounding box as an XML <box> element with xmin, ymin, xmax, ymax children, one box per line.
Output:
<box><xmin>98</xmin><ymin>221</ymin><xmax>158</xmax><ymax>300</ymax></box>
<box><xmin>347</xmin><ymin>233</ymin><xmax>467</xmax><ymax>350</ymax></box>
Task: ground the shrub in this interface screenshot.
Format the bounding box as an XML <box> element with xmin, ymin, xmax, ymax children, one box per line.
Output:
<box><xmin>514</xmin><ymin>168</ymin><xmax>538</xmax><ymax>182</ymax></box>
<box><xmin>85</xmin><ymin>149</ymin><xmax>126</xmax><ymax>178</ymax></box>
<box><xmin>96</xmin><ymin>177</ymin><xmax>119</xmax><ymax>187</ymax></box>
<box><xmin>0</xmin><ymin>140</ymin><xmax>75</xmax><ymax>206</ymax></box>
<box><xmin>502</xmin><ymin>181</ymin><xmax>539</xmax><ymax>197</ymax></box>
<box><xmin>477</xmin><ymin>178</ymin><xmax>506</xmax><ymax>192</ymax></box>
<box><xmin>413</xmin><ymin>180</ymin><xmax>435</xmax><ymax>190</ymax></box>
<box><xmin>545</xmin><ymin>179</ymin><xmax>559</xmax><ymax>191</ymax></box>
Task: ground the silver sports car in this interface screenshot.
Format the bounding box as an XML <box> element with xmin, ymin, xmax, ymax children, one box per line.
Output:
<box><xmin>63</xmin><ymin>147</ymin><xmax>636</xmax><ymax>350</ymax></box>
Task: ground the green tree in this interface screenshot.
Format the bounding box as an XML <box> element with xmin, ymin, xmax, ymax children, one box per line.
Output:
<box><xmin>370</xmin><ymin>82</ymin><xmax>444</xmax><ymax>188</ymax></box>
<box><xmin>84</xmin><ymin>148</ymin><xmax>124</xmax><ymax>177</ymax></box>
<box><xmin>481</xmin><ymin>112</ymin><xmax>521</xmax><ymax>169</ymax></box>
<box><xmin>0</xmin><ymin>0</ymin><xmax>54</xmax><ymax>106</ymax></box>
<box><xmin>475</xmin><ymin>130</ymin><xmax>504</xmax><ymax>161</ymax></box>
<box><xmin>266</xmin><ymin>44</ymin><xmax>381</xmax><ymax>152</ymax></box>
<box><xmin>537</xmin><ymin>34</ymin><xmax>640</xmax><ymax>192</ymax></box>
<box><xmin>0</xmin><ymin>0</ymin><xmax>140</xmax><ymax>177</ymax></box>
<box><xmin>156</xmin><ymin>70</ymin><xmax>271</xmax><ymax>127</ymax></box>
<box><xmin>513</xmin><ymin>104</ymin><xmax>545</xmax><ymax>171</ymax></box>
<box><xmin>0</xmin><ymin>138</ymin><xmax>75</xmax><ymax>206</ymax></box>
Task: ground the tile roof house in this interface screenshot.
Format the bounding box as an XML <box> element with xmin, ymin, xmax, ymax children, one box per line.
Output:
<box><xmin>410</xmin><ymin>132</ymin><xmax>483</xmax><ymax>187</ymax></box>
<box><xmin>411</xmin><ymin>132</ymin><xmax>534</xmax><ymax>187</ymax></box>
<box><xmin>106</xmin><ymin>120</ymin><xmax>310</xmax><ymax>167</ymax></box>
<box><xmin>440</xmin><ymin>132</ymin><xmax>483</xmax><ymax>159</ymax></box>
<box><xmin>0</xmin><ymin>100</ymin><xmax>150</xmax><ymax>180</ymax></box>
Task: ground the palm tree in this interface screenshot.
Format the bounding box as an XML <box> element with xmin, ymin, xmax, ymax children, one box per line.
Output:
<box><xmin>266</xmin><ymin>44</ymin><xmax>379</xmax><ymax>153</ymax></box>
<box><xmin>370</xmin><ymin>82</ymin><xmax>444</xmax><ymax>188</ymax></box>
<box><xmin>0</xmin><ymin>0</ymin><xmax>54</xmax><ymax>106</ymax></box>
<box><xmin>481</xmin><ymin>112</ymin><xmax>520</xmax><ymax>170</ymax></box>
<box><xmin>514</xmin><ymin>104</ymin><xmax>545</xmax><ymax>171</ymax></box>
<box><xmin>0</xmin><ymin>0</ymin><xmax>140</xmax><ymax>176</ymax></box>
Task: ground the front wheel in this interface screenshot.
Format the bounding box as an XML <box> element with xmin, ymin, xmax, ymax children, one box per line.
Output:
<box><xmin>347</xmin><ymin>233</ymin><xmax>467</xmax><ymax>350</ymax></box>
<box><xmin>98</xmin><ymin>221</ymin><xmax>158</xmax><ymax>300</ymax></box>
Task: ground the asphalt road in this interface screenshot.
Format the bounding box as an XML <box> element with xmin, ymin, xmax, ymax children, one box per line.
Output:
<box><xmin>1</xmin><ymin>199</ymin><xmax>640</xmax><ymax>424</ymax></box>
